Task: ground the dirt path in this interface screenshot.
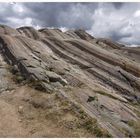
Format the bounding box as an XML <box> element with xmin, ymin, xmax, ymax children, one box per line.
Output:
<box><xmin>0</xmin><ymin>99</ymin><xmax>28</xmax><ymax>137</ymax></box>
<box><xmin>0</xmin><ymin>85</ymin><xmax>94</xmax><ymax>137</ymax></box>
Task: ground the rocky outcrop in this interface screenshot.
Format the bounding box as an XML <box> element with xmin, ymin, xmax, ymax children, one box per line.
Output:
<box><xmin>0</xmin><ymin>25</ymin><xmax>20</xmax><ymax>36</ymax></box>
<box><xmin>0</xmin><ymin>25</ymin><xmax>139</xmax><ymax>137</ymax></box>
<box><xmin>17</xmin><ymin>26</ymin><xmax>43</xmax><ymax>40</ymax></box>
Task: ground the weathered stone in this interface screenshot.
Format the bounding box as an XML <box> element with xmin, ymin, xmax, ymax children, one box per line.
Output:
<box><xmin>0</xmin><ymin>24</ymin><xmax>139</xmax><ymax>137</ymax></box>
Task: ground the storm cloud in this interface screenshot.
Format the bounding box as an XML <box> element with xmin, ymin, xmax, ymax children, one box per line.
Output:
<box><xmin>0</xmin><ymin>2</ymin><xmax>140</xmax><ymax>45</ymax></box>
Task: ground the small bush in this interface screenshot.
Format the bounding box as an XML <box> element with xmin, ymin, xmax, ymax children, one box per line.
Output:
<box><xmin>15</xmin><ymin>75</ymin><xmax>25</xmax><ymax>83</ymax></box>
<box><xmin>87</xmin><ymin>96</ymin><xmax>97</xmax><ymax>102</ymax></box>
<box><xmin>29</xmin><ymin>80</ymin><xmax>46</xmax><ymax>92</ymax></box>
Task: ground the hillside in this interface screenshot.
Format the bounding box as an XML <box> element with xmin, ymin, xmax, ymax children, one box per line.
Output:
<box><xmin>0</xmin><ymin>25</ymin><xmax>139</xmax><ymax>137</ymax></box>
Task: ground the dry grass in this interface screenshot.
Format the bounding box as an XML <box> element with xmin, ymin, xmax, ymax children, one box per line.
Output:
<box><xmin>55</xmin><ymin>93</ymin><xmax>112</xmax><ymax>137</ymax></box>
<box><xmin>127</xmin><ymin>120</ymin><xmax>140</xmax><ymax>137</ymax></box>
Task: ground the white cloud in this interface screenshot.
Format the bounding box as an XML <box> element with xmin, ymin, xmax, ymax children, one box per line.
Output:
<box><xmin>13</xmin><ymin>3</ymin><xmax>24</xmax><ymax>13</ymax></box>
<box><xmin>24</xmin><ymin>17</ymin><xmax>33</xmax><ymax>26</ymax></box>
<box><xmin>6</xmin><ymin>17</ymin><xmax>33</xmax><ymax>27</ymax></box>
<box><xmin>134</xmin><ymin>10</ymin><xmax>140</xmax><ymax>17</ymax></box>
<box><xmin>59</xmin><ymin>27</ymin><xmax>68</xmax><ymax>32</ymax></box>
<box><xmin>87</xmin><ymin>3</ymin><xmax>140</xmax><ymax>45</ymax></box>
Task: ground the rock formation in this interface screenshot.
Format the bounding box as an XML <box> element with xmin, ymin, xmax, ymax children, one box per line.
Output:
<box><xmin>0</xmin><ymin>25</ymin><xmax>139</xmax><ymax>137</ymax></box>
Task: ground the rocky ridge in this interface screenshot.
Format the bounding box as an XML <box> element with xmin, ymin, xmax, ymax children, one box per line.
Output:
<box><xmin>0</xmin><ymin>25</ymin><xmax>139</xmax><ymax>137</ymax></box>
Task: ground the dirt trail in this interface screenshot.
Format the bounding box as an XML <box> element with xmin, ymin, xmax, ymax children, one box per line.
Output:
<box><xmin>0</xmin><ymin>86</ymin><xmax>95</xmax><ymax>137</ymax></box>
<box><xmin>0</xmin><ymin>99</ymin><xmax>27</xmax><ymax>137</ymax></box>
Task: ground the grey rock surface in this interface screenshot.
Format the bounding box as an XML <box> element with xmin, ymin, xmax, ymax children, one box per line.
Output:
<box><xmin>0</xmin><ymin>24</ymin><xmax>139</xmax><ymax>137</ymax></box>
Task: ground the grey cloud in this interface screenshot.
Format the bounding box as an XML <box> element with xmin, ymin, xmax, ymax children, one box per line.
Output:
<box><xmin>23</xmin><ymin>3</ymin><xmax>98</xmax><ymax>29</ymax></box>
<box><xmin>0</xmin><ymin>2</ymin><xmax>139</xmax><ymax>45</ymax></box>
<box><xmin>111</xmin><ymin>2</ymin><xmax>125</xmax><ymax>9</ymax></box>
<box><xmin>109</xmin><ymin>30</ymin><xmax>132</xmax><ymax>42</ymax></box>
<box><xmin>106</xmin><ymin>21</ymin><xmax>132</xmax><ymax>42</ymax></box>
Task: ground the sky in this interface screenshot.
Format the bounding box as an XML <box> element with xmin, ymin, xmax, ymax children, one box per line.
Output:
<box><xmin>0</xmin><ymin>2</ymin><xmax>140</xmax><ymax>46</ymax></box>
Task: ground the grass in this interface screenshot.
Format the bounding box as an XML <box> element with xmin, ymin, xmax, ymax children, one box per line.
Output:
<box><xmin>70</xmin><ymin>103</ymin><xmax>112</xmax><ymax>137</ymax></box>
<box><xmin>76</xmin><ymin>113</ymin><xmax>112</xmax><ymax>137</ymax></box>
<box><xmin>55</xmin><ymin>92</ymin><xmax>112</xmax><ymax>137</ymax></box>
<box><xmin>127</xmin><ymin>120</ymin><xmax>140</xmax><ymax>137</ymax></box>
<box><xmin>7</xmin><ymin>65</ymin><xmax>26</xmax><ymax>84</ymax></box>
